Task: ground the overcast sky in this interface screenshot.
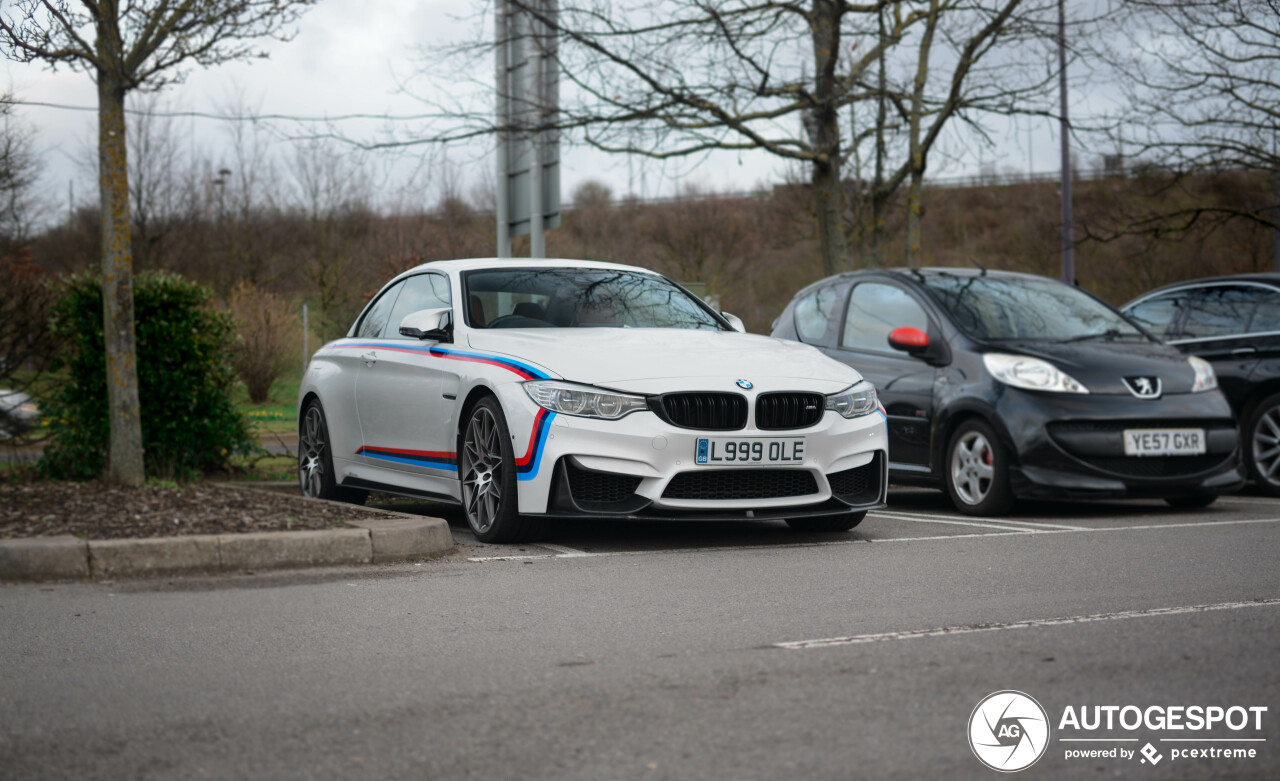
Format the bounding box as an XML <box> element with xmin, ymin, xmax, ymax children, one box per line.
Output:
<box><xmin>2</xmin><ymin>0</ymin><xmax>1092</xmax><ymax>219</ymax></box>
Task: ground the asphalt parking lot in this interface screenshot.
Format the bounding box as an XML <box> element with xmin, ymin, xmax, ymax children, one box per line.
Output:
<box><xmin>406</xmin><ymin>486</ymin><xmax>1280</xmax><ymax>561</ymax></box>
<box><xmin>2</xmin><ymin>488</ymin><xmax>1277</xmax><ymax>779</ymax></box>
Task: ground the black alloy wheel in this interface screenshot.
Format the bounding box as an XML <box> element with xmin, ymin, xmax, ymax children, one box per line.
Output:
<box><xmin>1244</xmin><ymin>392</ymin><xmax>1280</xmax><ymax>497</ymax></box>
<box><xmin>298</xmin><ymin>400</ymin><xmax>367</xmax><ymax>505</ymax></box>
<box><xmin>459</xmin><ymin>397</ymin><xmax>542</xmax><ymax>543</ymax></box>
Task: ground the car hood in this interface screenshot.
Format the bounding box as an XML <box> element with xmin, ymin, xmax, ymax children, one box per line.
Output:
<box><xmin>466</xmin><ymin>329</ymin><xmax>863</xmax><ymax>394</ymax></box>
<box><xmin>989</xmin><ymin>338</ymin><xmax>1198</xmax><ymax>395</ymax></box>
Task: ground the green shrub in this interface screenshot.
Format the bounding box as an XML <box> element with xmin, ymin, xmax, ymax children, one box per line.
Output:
<box><xmin>40</xmin><ymin>272</ymin><xmax>258</xmax><ymax>481</ymax></box>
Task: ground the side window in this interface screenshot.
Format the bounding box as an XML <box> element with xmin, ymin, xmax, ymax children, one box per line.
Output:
<box><xmin>385</xmin><ymin>274</ymin><xmax>452</xmax><ymax>339</ymax></box>
<box><xmin>1124</xmin><ymin>293</ymin><xmax>1184</xmax><ymax>339</ymax></box>
<box><xmin>1247</xmin><ymin>288</ymin><xmax>1280</xmax><ymax>333</ymax></box>
<box><xmin>842</xmin><ymin>282</ymin><xmax>928</xmax><ymax>353</ymax></box>
<box><xmin>355</xmin><ymin>281</ymin><xmax>404</xmax><ymax>339</ymax></box>
<box><xmin>793</xmin><ymin>283</ymin><xmax>845</xmax><ymax>344</ymax></box>
<box><xmin>1182</xmin><ymin>286</ymin><xmax>1260</xmax><ymax>340</ymax></box>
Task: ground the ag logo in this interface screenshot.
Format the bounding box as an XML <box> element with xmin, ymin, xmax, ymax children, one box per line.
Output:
<box><xmin>968</xmin><ymin>690</ymin><xmax>1050</xmax><ymax>772</ymax></box>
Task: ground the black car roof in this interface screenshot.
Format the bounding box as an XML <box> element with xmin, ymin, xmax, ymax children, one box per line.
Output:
<box><xmin>1133</xmin><ymin>273</ymin><xmax>1280</xmax><ymax>300</ymax></box>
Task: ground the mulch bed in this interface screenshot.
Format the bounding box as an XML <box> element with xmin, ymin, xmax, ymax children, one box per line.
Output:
<box><xmin>0</xmin><ymin>480</ymin><xmax>394</xmax><ymax>540</ymax></box>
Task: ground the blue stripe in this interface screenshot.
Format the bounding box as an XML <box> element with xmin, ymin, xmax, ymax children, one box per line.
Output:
<box><xmin>516</xmin><ymin>411</ymin><xmax>555</xmax><ymax>481</ymax></box>
<box><xmin>429</xmin><ymin>347</ymin><xmax>552</xmax><ymax>380</ymax></box>
<box><xmin>362</xmin><ymin>451</ymin><xmax>459</xmax><ymax>472</ymax></box>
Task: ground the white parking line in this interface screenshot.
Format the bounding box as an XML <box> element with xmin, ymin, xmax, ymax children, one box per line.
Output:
<box><xmin>538</xmin><ymin>543</ymin><xmax>593</xmax><ymax>558</ymax></box>
<box><xmin>1217</xmin><ymin>497</ymin><xmax>1280</xmax><ymax>507</ymax></box>
<box><xmin>464</xmin><ymin>516</ymin><xmax>1280</xmax><ymax>562</ymax></box>
<box><xmin>873</xmin><ymin>509</ymin><xmax>1088</xmax><ymax>531</ymax></box>
<box><xmin>774</xmin><ymin>598</ymin><xmax>1280</xmax><ymax>650</ymax></box>
<box><xmin>870</xmin><ymin>511</ymin><xmax>1053</xmax><ymax>533</ymax></box>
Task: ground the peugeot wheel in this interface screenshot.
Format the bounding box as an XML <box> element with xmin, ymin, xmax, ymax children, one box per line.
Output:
<box><xmin>460</xmin><ymin>397</ymin><xmax>541</xmax><ymax>543</ymax></box>
<box><xmin>1244</xmin><ymin>392</ymin><xmax>1280</xmax><ymax>496</ymax></box>
<box><xmin>945</xmin><ymin>419</ymin><xmax>1014</xmax><ymax>516</ymax></box>
<box><xmin>299</xmin><ymin>401</ymin><xmax>366</xmax><ymax>505</ymax></box>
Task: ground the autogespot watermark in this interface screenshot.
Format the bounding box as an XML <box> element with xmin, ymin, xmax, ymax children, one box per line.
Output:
<box><xmin>969</xmin><ymin>692</ymin><xmax>1270</xmax><ymax>772</ymax></box>
<box><xmin>968</xmin><ymin>691</ymin><xmax>1051</xmax><ymax>772</ymax></box>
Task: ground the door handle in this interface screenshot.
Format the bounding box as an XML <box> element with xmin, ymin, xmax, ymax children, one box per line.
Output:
<box><xmin>362</xmin><ymin>350</ymin><xmax>377</xmax><ymax>366</ymax></box>
<box><xmin>1231</xmin><ymin>347</ymin><xmax>1257</xmax><ymax>357</ymax></box>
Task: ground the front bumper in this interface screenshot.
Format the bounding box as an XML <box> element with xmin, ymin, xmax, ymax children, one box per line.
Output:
<box><xmin>993</xmin><ymin>388</ymin><xmax>1245</xmax><ymax>499</ymax></box>
<box><xmin>508</xmin><ymin>393</ymin><xmax>889</xmax><ymax>518</ymax></box>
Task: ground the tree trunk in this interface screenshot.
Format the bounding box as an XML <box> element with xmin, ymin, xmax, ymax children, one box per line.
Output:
<box><xmin>813</xmin><ymin>157</ymin><xmax>846</xmax><ymax>277</ymax></box>
<box><xmin>810</xmin><ymin>0</ymin><xmax>847</xmax><ymax>277</ymax></box>
<box><xmin>904</xmin><ymin>0</ymin><xmax>940</xmax><ymax>267</ymax></box>
<box><xmin>869</xmin><ymin>5</ymin><xmax>889</xmax><ymax>269</ymax></box>
<box><xmin>904</xmin><ymin>169</ymin><xmax>924</xmax><ymax>266</ymax></box>
<box><xmin>98</xmin><ymin>72</ymin><xmax>145</xmax><ymax>486</ymax></box>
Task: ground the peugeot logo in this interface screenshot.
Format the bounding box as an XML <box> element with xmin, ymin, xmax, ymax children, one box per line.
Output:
<box><xmin>736</xmin><ymin>379</ymin><xmax>753</xmax><ymax>390</ymax></box>
<box><xmin>1124</xmin><ymin>376</ymin><xmax>1162</xmax><ymax>399</ymax></box>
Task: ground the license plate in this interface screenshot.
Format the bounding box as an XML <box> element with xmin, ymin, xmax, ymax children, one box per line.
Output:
<box><xmin>695</xmin><ymin>437</ymin><xmax>806</xmax><ymax>465</ymax></box>
<box><xmin>1123</xmin><ymin>428</ymin><xmax>1206</xmax><ymax>457</ymax></box>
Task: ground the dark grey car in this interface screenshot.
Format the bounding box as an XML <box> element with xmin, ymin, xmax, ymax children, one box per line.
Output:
<box><xmin>1123</xmin><ymin>274</ymin><xmax>1280</xmax><ymax>495</ymax></box>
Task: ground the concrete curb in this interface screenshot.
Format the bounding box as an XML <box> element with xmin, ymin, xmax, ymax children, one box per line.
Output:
<box><xmin>0</xmin><ymin>492</ymin><xmax>454</xmax><ymax>581</ymax></box>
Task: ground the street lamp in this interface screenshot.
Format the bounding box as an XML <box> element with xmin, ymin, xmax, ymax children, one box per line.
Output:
<box><xmin>212</xmin><ymin>168</ymin><xmax>231</xmax><ymax>303</ymax></box>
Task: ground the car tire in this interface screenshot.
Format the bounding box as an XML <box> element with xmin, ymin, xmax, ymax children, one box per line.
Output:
<box><xmin>299</xmin><ymin>400</ymin><xmax>368</xmax><ymax>505</ymax></box>
<box><xmin>1243</xmin><ymin>392</ymin><xmax>1280</xmax><ymax>497</ymax></box>
<box><xmin>785</xmin><ymin>511</ymin><xmax>867</xmax><ymax>532</ymax></box>
<box><xmin>945</xmin><ymin>419</ymin><xmax>1015</xmax><ymax>517</ymax></box>
<box><xmin>1164</xmin><ymin>494</ymin><xmax>1218</xmax><ymax>509</ymax></box>
<box><xmin>460</xmin><ymin>397</ymin><xmax>542</xmax><ymax>543</ymax></box>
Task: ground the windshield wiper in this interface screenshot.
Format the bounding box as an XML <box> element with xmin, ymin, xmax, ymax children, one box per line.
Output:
<box><xmin>1055</xmin><ymin>328</ymin><xmax>1135</xmax><ymax>344</ymax></box>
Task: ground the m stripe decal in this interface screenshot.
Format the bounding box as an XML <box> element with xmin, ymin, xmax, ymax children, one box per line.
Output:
<box><xmin>329</xmin><ymin>342</ymin><xmax>551</xmax><ymax>380</ymax></box>
<box><xmin>358</xmin><ymin>409</ymin><xmax>555</xmax><ymax>481</ymax></box>
<box><xmin>355</xmin><ymin>446</ymin><xmax>457</xmax><ymax>472</ymax></box>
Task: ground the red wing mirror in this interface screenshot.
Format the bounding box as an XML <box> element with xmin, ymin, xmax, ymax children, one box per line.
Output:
<box><xmin>888</xmin><ymin>326</ymin><xmax>930</xmax><ymax>354</ymax></box>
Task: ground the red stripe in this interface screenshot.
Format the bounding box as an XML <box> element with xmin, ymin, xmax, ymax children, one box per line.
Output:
<box><xmin>358</xmin><ymin>446</ymin><xmax>456</xmax><ymax>460</ymax></box>
<box><xmin>434</xmin><ymin>352</ymin><xmax>538</xmax><ymax>380</ymax></box>
<box><xmin>515</xmin><ymin>408</ymin><xmax>549</xmax><ymax>467</ymax></box>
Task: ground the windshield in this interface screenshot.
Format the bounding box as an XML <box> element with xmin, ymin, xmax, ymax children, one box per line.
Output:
<box><xmin>919</xmin><ymin>273</ymin><xmax>1146</xmax><ymax>343</ymax></box>
<box><xmin>463</xmin><ymin>268</ymin><xmax>724</xmax><ymax>330</ymax></box>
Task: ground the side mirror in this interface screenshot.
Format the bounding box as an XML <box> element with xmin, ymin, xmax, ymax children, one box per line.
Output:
<box><xmin>888</xmin><ymin>326</ymin><xmax>930</xmax><ymax>355</ymax></box>
<box><xmin>722</xmin><ymin>312</ymin><xmax>747</xmax><ymax>333</ymax></box>
<box><xmin>400</xmin><ymin>307</ymin><xmax>453</xmax><ymax>342</ymax></box>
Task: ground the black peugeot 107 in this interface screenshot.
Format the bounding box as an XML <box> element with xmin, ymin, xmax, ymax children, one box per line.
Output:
<box><xmin>772</xmin><ymin>268</ymin><xmax>1245</xmax><ymax>516</ymax></box>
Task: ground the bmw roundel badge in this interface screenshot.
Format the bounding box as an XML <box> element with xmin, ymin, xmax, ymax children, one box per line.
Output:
<box><xmin>736</xmin><ymin>379</ymin><xmax>753</xmax><ymax>390</ymax></box>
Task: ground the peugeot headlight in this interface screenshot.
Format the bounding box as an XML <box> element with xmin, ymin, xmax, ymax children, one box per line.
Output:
<box><xmin>1188</xmin><ymin>356</ymin><xmax>1217</xmax><ymax>392</ymax></box>
<box><xmin>826</xmin><ymin>381</ymin><xmax>878</xmax><ymax>418</ymax></box>
<box><xmin>983</xmin><ymin>353</ymin><xmax>1089</xmax><ymax>394</ymax></box>
<box><xmin>523</xmin><ymin>380</ymin><xmax>648</xmax><ymax>420</ymax></box>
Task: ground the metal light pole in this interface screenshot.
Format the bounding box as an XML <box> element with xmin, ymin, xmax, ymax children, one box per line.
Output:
<box><xmin>1058</xmin><ymin>0</ymin><xmax>1074</xmax><ymax>284</ymax></box>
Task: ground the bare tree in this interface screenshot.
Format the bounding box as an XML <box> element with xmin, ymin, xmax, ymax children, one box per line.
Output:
<box><xmin>126</xmin><ymin>93</ymin><xmax>196</xmax><ymax>271</ymax></box>
<box><xmin>645</xmin><ymin>183</ymin><xmax>750</xmax><ymax>293</ymax></box>
<box><xmin>0</xmin><ymin>0</ymin><xmax>317</xmax><ymax>485</ymax></box>
<box><xmin>399</xmin><ymin>0</ymin><xmax>1048</xmax><ymax>275</ymax></box>
<box><xmin>1095</xmin><ymin>0</ymin><xmax>1280</xmax><ymax>238</ymax></box>
<box><xmin>288</xmin><ymin>137</ymin><xmax>377</xmax><ymax>342</ymax></box>
<box><xmin>0</xmin><ymin>94</ymin><xmax>40</xmax><ymax>251</ymax></box>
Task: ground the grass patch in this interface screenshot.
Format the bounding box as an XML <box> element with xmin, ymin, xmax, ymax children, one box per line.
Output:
<box><xmin>225</xmin><ymin>454</ymin><xmax>296</xmax><ymax>482</ymax></box>
<box><xmin>235</xmin><ymin>368</ymin><xmax>303</xmax><ymax>436</ymax></box>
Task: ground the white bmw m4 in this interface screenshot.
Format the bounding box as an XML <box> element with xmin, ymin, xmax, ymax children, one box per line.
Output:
<box><xmin>298</xmin><ymin>258</ymin><xmax>888</xmax><ymax>542</ymax></box>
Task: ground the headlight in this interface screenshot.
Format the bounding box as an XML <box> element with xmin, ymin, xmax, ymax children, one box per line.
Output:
<box><xmin>523</xmin><ymin>380</ymin><xmax>648</xmax><ymax>420</ymax></box>
<box><xmin>983</xmin><ymin>353</ymin><xmax>1089</xmax><ymax>394</ymax></box>
<box><xmin>826</xmin><ymin>381</ymin><xmax>878</xmax><ymax>418</ymax></box>
<box><xmin>1189</xmin><ymin>356</ymin><xmax>1217</xmax><ymax>392</ymax></box>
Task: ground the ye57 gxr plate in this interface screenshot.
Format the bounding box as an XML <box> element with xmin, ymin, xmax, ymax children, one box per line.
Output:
<box><xmin>696</xmin><ymin>437</ymin><xmax>806</xmax><ymax>466</ymax></box>
<box><xmin>1123</xmin><ymin>428</ymin><xmax>1206</xmax><ymax>457</ymax></box>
